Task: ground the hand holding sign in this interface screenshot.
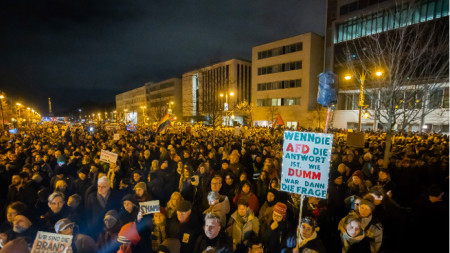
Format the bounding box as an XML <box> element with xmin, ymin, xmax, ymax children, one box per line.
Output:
<box><xmin>139</xmin><ymin>200</ymin><xmax>160</xmax><ymax>215</ymax></box>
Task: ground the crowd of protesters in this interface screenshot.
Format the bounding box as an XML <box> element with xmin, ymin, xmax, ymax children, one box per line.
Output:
<box><xmin>0</xmin><ymin>123</ymin><xmax>448</xmax><ymax>253</ymax></box>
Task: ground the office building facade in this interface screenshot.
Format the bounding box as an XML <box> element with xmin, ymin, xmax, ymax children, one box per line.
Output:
<box><xmin>251</xmin><ymin>32</ymin><xmax>324</xmax><ymax>128</ymax></box>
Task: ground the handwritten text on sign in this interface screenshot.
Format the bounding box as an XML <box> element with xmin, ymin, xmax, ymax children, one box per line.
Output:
<box><xmin>281</xmin><ymin>131</ymin><xmax>333</xmax><ymax>198</ymax></box>
<box><xmin>139</xmin><ymin>200</ymin><xmax>160</xmax><ymax>215</ymax></box>
<box><xmin>31</xmin><ymin>231</ymin><xmax>73</xmax><ymax>253</ymax></box>
<box><xmin>100</xmin><ymin>150</ymin><xmax>118</xmax><ymax>164</ymax></box>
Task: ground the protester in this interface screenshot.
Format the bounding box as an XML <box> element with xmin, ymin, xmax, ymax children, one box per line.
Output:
<box><xmin>0</xmin><ymin>124</ymin><xmax>447</xmax><ymax>253</ymax></box>
<box><xmin>194</xmin><ymin>212</ymin><xmax>233</xmax><ymax>253</ymax></box>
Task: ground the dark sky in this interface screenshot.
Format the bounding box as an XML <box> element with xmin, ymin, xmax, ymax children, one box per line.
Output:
<box><xmin>0</xmin><ymin>0</ymin><xmax>326</xmax><ymax>114</ymax></box>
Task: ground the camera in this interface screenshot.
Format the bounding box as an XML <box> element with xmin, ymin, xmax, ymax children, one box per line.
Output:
<box><xmin>191</xmin><ymin>175</ymin><xmax>199</xmax><ymax>186</ymax></box>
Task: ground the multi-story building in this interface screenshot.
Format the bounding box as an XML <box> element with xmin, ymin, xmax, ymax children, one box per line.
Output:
<box><xmin>116</xmin><ymin>78</ymin><xmax>182</xmax><ymax>124</ymax></box>
<box><xmin>251</xmin><ymin>32</ymin><xmax>324</xmax><ymax>128</ymax></box>
<box><xmin>146</xmin><ymin>78</ymin><xmax>182</xmax><ymax>122</ymax></box>
<box><xmin>182</xmin><ymin>58</ymin><xmax>251</xmax><ymax>124</ymax></box>
<box><xmin>327</xmin><ymin>0</ymin><xmax>449</xmax><ymax>132</ymax></box>
<box><xmin>116</xmin><ymin>85</ymin><xmax>148</xmax><ymax>124</ymax></box>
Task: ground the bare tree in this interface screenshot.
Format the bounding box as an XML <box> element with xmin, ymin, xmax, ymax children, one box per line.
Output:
<box><xmin>235</xmin><ymin>100</ymin><xmax>254</xmax><ymax>126</ymax></box>
<box><xmin>336</xmin><ymin>2</ymin><xmax>449</xmax><ymax>167</ymax></box>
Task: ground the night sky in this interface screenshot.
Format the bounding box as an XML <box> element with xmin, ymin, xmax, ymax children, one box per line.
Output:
<box><xmin>0</xmin><ymin>0</ymin><xmax>326</xmax><ymax>114</ymax></box>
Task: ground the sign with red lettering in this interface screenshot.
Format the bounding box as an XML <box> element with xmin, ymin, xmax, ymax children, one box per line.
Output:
<box><xmin>281</xmin><ymin>131</ymin><xmax>333</xmax><ymax>198</ymax></box>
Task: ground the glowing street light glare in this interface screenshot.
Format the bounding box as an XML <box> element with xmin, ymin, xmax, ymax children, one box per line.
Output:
<box><xmin>375</xmin><ymin>71</ymin><xmax>383</xmax><ymax>77</ymax></box>
<box><xmin>363</xmin><ymin>112</ymin><xmax>370</xmax><ymax>119</ymax></box>
<box><xmin>16</xmin><ymin>103</ymin><xmax>21</xmax><ymax>106</ymax></box>
<box><xmin>230</xmin><ymin>92</ymin><xmax>234</xmax><ymax>96</ymax></box>
<box><xmin>0</xmin><ymin>95</ymin><xmax>4</xmax><ymax>99</ymax></box>
<box><xmin>344</xmin><ymin>75</ymin><xmax>351</xmax><ymax>80</ymax></box>
<box><xmin>220</xmin><ymin>93</ymin><xmax>224</xmax><ymax>97</ymax></box>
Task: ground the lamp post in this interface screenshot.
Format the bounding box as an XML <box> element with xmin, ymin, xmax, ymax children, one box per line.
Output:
<box><xmin>0</xmin><ymin>95</ymin><xmax>4</xmax><ymax>129</ymax></box>
<box><xmin>123</xmin><ymin>109</ymin><xmax>128</xmax><ymax>123</ymax></box>
<box><xmin>16</xmin><ymin>103</ymin><xmax>22</xmax><ymax>127</ymax></box>
<box><xmin>140</xmin><ymin>106</ymin><xmax>147</xmax><ymax>125</ymax></box>
<box><xmin>345</xmin><ymin>71</ymin><xmax>382</xmax><ymax>132</ymax></box>
<box><xmin>168</xmin><ymin>101</ymin><xmax>174</xmax><ymax>115</ymax></box>
<box><xmin>220</xmin><ymin>92</ymin><xmax>234</xmax><ymax>126</ymax></box>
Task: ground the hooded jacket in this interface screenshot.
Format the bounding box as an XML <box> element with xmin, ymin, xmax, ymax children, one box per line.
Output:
<box><xmin>226</xmin><ymin>209</ymin><xmax>260</xmax><ymax>250</ymax></box>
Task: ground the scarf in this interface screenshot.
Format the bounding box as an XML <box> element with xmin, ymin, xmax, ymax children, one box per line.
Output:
<box><xmin>342</xmin><ymin>231</ymin><xmax>365</xmax><ymax>252</ymax></box>
<box><xmin>151</xmin><ymin>222</ymin><xmax>166</xmax><ymax>251</ymax></box>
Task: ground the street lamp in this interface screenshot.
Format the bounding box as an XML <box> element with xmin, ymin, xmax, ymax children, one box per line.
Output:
<box><xmin>123</xmin><ymin>109</ymin><xmax>128</xmax><ymax>123</ymax></box>
<box><xmin>140</xmin><ymin>106</ymin><xmax>147</xmax><ymax>125</ymax></box>
<box><xmin>344</xmin><ymin>71</ymin><xmax>382</xmax><ymax>131</ymax></box>
<box><xmin>168</xmin><ymin>101</ymin><xmax>174</xmax><ymax>115</ymax></box>
<box><xmin>16</xmin><ymin>103</ymin><xmax>22</xmax><ymax>126</ymax></box>
<box><xmin>220</xmin><ymin>92</ymin><xmax>234</xmax><ymax>126</ymax></box>
<box><xmin>0</xmin><ymin>95</ymin><xmax>4</xmax><ymax>129</ymax></box>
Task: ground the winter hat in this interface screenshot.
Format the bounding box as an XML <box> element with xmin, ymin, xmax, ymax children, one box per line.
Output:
<box><xmin>55</xmin><ymin>218</ymin><xmax>75</xmax><ymax>233</ymax></box>
<box><xmin>176</xmin><ymin>200</ymin><xmax>192</xmax><ymax>212</ymax></box>
<box><xmin>104</xmin><ymin>209</ymin><xmax>120</xmax><ymax>222</ymax></box>
<box><xmin>133</xmin><ymin>182</ymin><xmax>147</xmax><ymax>192</ymax></box>
<box><xmin>352</xmin><ymin>170</ymin><xmax>364</xmax><ymax>181</ymax></box>
<box><xmin>301</xmin><ymin>216</ymin><xmax>318</xmax><ymax>230</ymax></box>
<box><xmin>359</xmin><ymin>199</ymin><xmax>375</xmax><ymax>212</ymax></box>
<box><xmin>157</xmin><ymin>238</ymin><xmax>181</xmax><ymax>253</ymax></box>
<box><xmin>57</xmin><ymin>155</ymin><xmax>66</xmax><ymax>164</ymax></box>
<box><xmin>78</xmin><ymin>166</ymin><xmax>89</xmax><ymax>175</ymax></box>
<box><xmin>122</xmin><ymin>194</ymin><xmax>139</xmax><ymax>207</ymax></box>
<box><xmin>273</xmin><ymin>202</ymin><xmax>287</xmax><ymax>218</ymax></box>
<box><xmin>117</xmin><ymin>222</ymin><xmax>141</xmax><ymax>245</ymax></box>
<box><xmin>0</xmin><ymin>237</ymin><xmax>30</xmax><ymax>253</ymax></box>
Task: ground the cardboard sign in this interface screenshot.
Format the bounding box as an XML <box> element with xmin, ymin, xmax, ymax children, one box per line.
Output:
<box><xmin>100</xmin><ymin>149</ymin><xmax>118</xmax><ymax>164</ymax></box>
<box><xmin>113</xmin><ymin>134</ymin><xmax>120</xmax><ymax>141</ymax></box>
<box><xmin>347</xmin><ymin>132</ymin><xmax>365</xmax><ymax>147</ymax></box>
<box><xmin>234</xmin><ymin>127</ymin><xmax>241</xmax><ymax>136</ymax></box>
<box><xmin>139</xmin><ymin>200</ymin><xmax>160</xmax><ymax>215</ymax></box>
<box><xmin>281</xmin><ymin>131</ymin><xmax>333</xmax><ymax>199</ymax></box>
<box><xmin>105</xmin><ymin>125</ymin><xmax>121</xmax><ymax>131</ymax></box>
<box><xmin>31</xmin><ymin>231</ymin><xmax>73</xmax><ymax>253</ymax></box>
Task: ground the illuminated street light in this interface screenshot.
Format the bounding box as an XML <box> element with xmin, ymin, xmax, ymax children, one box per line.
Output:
<box><xmin>344</xmin><ymin>70</ymin><xmax>383</xmax><ymax>131</ymax></box>
<box><xmin>0</xmin><ymin>95</ymin><xmax>4</xmax><ymax>129</ymax></box>
<box><xmin>363</xmin><ymin>111</ymin><xmax>370</xmax><ymax>119</ymax></box>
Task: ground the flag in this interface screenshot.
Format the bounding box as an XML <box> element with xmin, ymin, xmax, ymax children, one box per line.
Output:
<box><xmin>272</xmin><ymin>114</ymin><xmax>285</xmax><ymax>128</ymax></box>
<box><xmin>156</xmin><ymin>113</ymin><xmax>171</xmax><ymax>134</ymax></box>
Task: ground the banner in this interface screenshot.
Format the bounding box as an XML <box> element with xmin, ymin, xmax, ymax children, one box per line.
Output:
<box><xmin>281</xmin><ymin>131</ymin><xmax>333</xmax><ymax>199</ymax></box>
<box><xmin>139</xmin><ymin>200</ymin><xmax>160</xmax><ymax>215</ymax></box>
<box><xmin>100</xmin><ymin>150</ymin><xmax>118</xmax><ymax>164</ymax></box>
<box><xmin>31</xmin><ymin>231</ymin><xmax>73</xmax><ymax>253</ymax></box>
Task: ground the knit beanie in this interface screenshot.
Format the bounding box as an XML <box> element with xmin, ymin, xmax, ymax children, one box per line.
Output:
<box><xmin>122</xmin><ymin>194</ymin><xmax>139</xmax><ymax>207</ymax></box>
<box><xmin>273</xmin><ymin>202</ymin><xmax>287</xmax><ymax>218</ymax></box>
<box><xmin>104</xmin><ymin>209</ymin><xmax>120</xmax><ymax>222</ymax></box>
<box><xmin>359</xmin><ymin>199</ymin><xmax>375</xmax><ymax>212</ymax></box>
<box><xmin>133</xmin><ymin>182</ymin><xmax>147</xmax><ymax>192</ymax></box>
<box><xmin>117</xmin><ymin>222</ymin><xmax>141</xmax><ymax>245</ymax></box>
<box><xmin>176</xmin><ymin>200</ymin><xmax>192</xmax><ymax>212</ymax></box>
<box><xmin>352</xmin><ymin>170</ymin><xmax>364</xmax><ymax>181</ymax></box>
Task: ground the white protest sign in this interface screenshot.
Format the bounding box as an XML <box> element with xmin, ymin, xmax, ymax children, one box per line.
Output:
<box><xmin>100</xmin><ymin>149</ymin><xmax>118</xmax><ymax>164</ymax></box>
<box><xmin>113</xmin><ymin>133</ymin><xmax>120</xmax><ymax>141</ymax></box>
<box><xmin>139</xmin><ymin>200</ymin><xmax>160</xmax><ymax>215</ymax></box>
<box><xmin>31</xmin><ymin>231</ymin><xmax>73</xmax><ymax>253</ymax></box>
<box><xmin>281</xmin><ymin>131</ymin><xmax>333</xmax><ymax>199</ymax></box>
<box><xmin>234</xmin><ymin>127</ymin><xmax>241</xmax><ymax>136</ymax></box>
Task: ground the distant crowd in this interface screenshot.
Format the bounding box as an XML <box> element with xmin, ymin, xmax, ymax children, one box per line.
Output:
<box><xmin>0</xmin><ymin>123</ymin><xmax>448</xmax><ymax>253</ymax></box>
